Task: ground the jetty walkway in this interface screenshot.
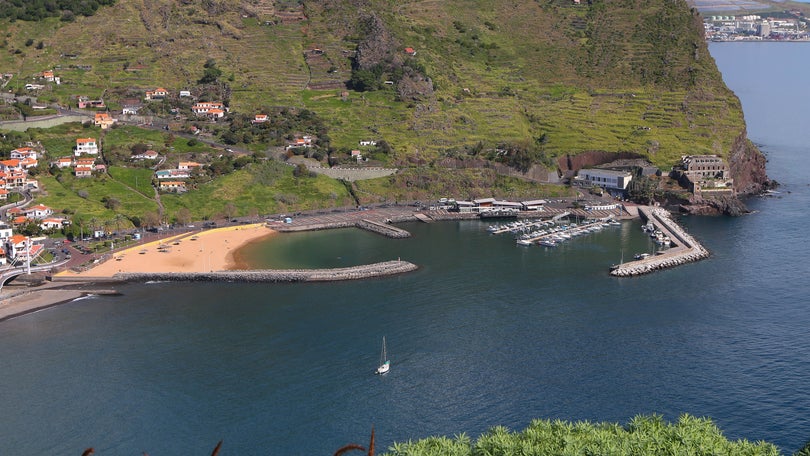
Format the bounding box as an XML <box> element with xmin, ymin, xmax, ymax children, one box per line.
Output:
<box><xmin>610</xmin><ymin>207</ymin><xmax>709</xmax><ymax>277</ymax></box>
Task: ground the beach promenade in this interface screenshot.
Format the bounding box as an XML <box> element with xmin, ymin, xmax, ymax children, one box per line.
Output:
<box><xmin>0</xmin><ymin>201</ymin><xmax>707</xmax><ymax>321</ymax></box>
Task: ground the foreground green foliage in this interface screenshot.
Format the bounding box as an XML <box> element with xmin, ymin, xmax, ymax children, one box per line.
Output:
<box><xmin>382</xmin><ymin>415</ymin><xmax>781</xmax><ymax>456</ymax></box>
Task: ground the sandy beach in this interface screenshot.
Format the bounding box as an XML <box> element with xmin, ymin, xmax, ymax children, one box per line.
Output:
<box><xmin>58</xmin><ymin>223</ymin><xmax>277</xmax><ymax>278</ymax></box>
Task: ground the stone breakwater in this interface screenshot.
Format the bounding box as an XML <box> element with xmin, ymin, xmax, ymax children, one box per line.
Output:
<box><xmin>355</xmin><ymin>219</ymin><xmax>411</xmax><ymax>238</ymax></box>
<box><xmin>610</xmin><ymin>207</ymin><xmax>709</xmax><ymax>277</ymax></box>
<box><xmin>115</xmin><ymin>260</ymin><xmax>418</xmax><ymax>283</ymax></box>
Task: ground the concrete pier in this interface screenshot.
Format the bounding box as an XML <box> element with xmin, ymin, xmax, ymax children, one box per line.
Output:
<box><xmin>355</xmin><ymin>219</ymin><xmax>412</xmax><ymax>238</ymax></box>
<box><xmin>610</xmin><ymin>207</ymin><xmax>709</xmax><ymax>277</ymax></box>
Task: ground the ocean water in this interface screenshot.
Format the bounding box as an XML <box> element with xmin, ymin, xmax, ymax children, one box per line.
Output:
<box><xmin>2</xmin><ymin>42</ymin><xmax>810</xmax><ymax>455</ymax></box>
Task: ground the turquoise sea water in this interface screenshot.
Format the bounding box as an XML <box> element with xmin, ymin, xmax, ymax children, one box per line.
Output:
<box><xmin>2</xmin><ymin>42</ymin><xmax>810</xmax><ymax>455</ymax></box>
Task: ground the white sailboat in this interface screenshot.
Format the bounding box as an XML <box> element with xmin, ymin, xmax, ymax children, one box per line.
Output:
<box><xmin>375</xmin><ymin>336</ymin><xmax>390</xmax><ymax>375</ymax></box>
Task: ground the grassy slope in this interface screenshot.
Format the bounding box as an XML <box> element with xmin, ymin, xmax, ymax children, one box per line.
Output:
<box><xmin>0</xmin><ymin>0</ymin><xmax>755</xmax><ymax>217</ymax></box>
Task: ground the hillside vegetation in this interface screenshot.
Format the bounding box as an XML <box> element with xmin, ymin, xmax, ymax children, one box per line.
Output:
<box><xmin>1</xmin><ymin>0</ymin><xmax>743</xmax><ymax>167</ymax></box>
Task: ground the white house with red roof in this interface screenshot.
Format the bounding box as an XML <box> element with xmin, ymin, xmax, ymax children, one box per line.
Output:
<box><xmin>253</xmin><ymin>114</ymin><xmax>268</xmax><ymax>123</ymax></box>
<box><xmin>178</xmin><ymin>161</ymin><xmax>202</xmax><ymax>171</ymax></box>
<box><xmin>75</xmin><ymin>166</ymin><xmax>93</xmax><ymax>178</ymax></box>
<box><xmin>192</xmin><ymin>102</ymin><xmax>225</xmax><ymax>116</ymax></box>
<box><xmin>40</xmin><ymin>217</ymin><xmax>67</xmax><ymax>231</ymax></box>
<box><xmin>75</xmin><ymin>138</ymin><xmax>99</xmax><ymax>156</ymax></box>
<box><xmin>24</xmin><ymin>204</ymin><xmax>53</xmax><ymax>219</ymax></box>
<box><xmin>145</xmin><ymin>87</ymin><xmax>169</xmax><ymax>100</ymax></box>
<box><xmin>53</xmin><ymin>157</ymin><xmax>74</xmax><ymax>168</ymax></box>
<box><xmin>10</xmin><ymin>147</ymin><xmax>37</xmax><ymax>160</ymax></box>
<box><xmin>19</xmin><ymin>157</ymin><xmax>37</xmax><ymax>169</ymax></box>
<box><xmin>0</xmin><ymin>159</ymin><xmax>23</xmax><ymax>172</ymax></box>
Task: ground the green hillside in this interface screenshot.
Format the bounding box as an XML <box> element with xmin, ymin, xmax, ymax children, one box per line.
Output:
<box><xmin>1</xmin><ymin>0</ymin><xmax>744</xmax><ymax>167</ymax></box>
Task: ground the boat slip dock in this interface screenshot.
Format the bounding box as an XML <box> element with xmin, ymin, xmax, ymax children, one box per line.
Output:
<box><xmin>610</xmin><ymin>207</ymin><xmax>709</xmax><ymax>277</ymax></box>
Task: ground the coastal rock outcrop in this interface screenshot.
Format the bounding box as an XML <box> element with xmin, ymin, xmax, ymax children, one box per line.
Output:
<box><xmin>728</xmin><ymin>130</ymin><xmax>774</xmax><ymax>195</ymax></box>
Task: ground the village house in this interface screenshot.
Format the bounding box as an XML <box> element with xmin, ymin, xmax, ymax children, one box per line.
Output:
<box><xmin>351</xmin><ymin>150</ymin><xmax>362</xmax><ymax>162</ymax></box>
<box><xmin>40</xmin><ymin>217</ymin><xmax>67</xmax><ymax>231</ymax></box>
<box><xmin>178</xmin><ymin>161</ymin><xmax>202</xmax><ymax>171</ymax></box>
<box><xmin>23</xmin><ymin>204</ymin><xmax>53</xmax><ymax>219</ymax></box>
<box><xmin>75</xmin><ymin>165</ymin><xmax>93</xmax><ymax>178</ymax></box>
<box><xmin>155</xmin><ymin>169</ymin><xmax>190</xmax><ymax>179</ymax></box>
<box><xmin>404</xmin><ymin>47</ymin><xmax>416</xmax><ymax>56</ymax></box>
<box><xmin>0</xmin><ymin>170</ymin><xmax>26</xmax><ymax>189</ymax></box>
<box><xmin>253</xmin><ymin>114</ymin><xmax>269</xmax><ymax>123</ymax></box>
<box><xmin>159</xmin><ymin>181</ymin><xmax>187</xmax><ymax>193</ymax></box>
<box><xmin>19</xmin><ymin>157</ymin><xmax>38</xmax><ymax>169</ymax></box>
<box><xmin>286</xmin><ymin>135</ymin><xmax>314</xmax><ymax>150</ymax></box>
<box><xmin>41</xmin><ymin>70</ymin><xmax>55</xmax><ymax>81</ymax></box>
<box><xmin>5</xmin><ymin>234</ymin><xmax>44</xmax><ymax>263</ymax></box>
<box><xmin>94</xmin><ymin>112</ymin><xmax>117</xmax><ymax>129</ymax></box>
<box><xmin>0</xmin><ymin>159</ymin><xmax>23</xmax><ymax>173</ymax></box>
<box><xmin>359</xmin><ymin>140</ymin><xmax>377</xmax><ymax>146</ymax></box>
<box><xmin>74</xmin><ymin>138</ymin><xmax>99</xmax><ymax>156</ymax></box>
<box><xmin>179</xmin><ymin>90</ymin><xmax>192</xmax><ymax>97</ymax></box>
<box><xmin>121</xmin><ymin>98</ymin><xmax>143</xmax><ymax>115</ymax></box>
<box><xmin>77</xmin><ymin>97</ymin><xmax>106</xmax><ymax>109</ymax></box>
<box><xmin>10</xmin><ymin>147</ymin><xmax>37</xmax><ymax>160</ymax></box>
<box><xmin>53</xmin><ymin>157</ymin><xmax>74</xmax><ymax>168</ymax></box>
<box><xmin>131</xmin><ymin>150</ymin><xmax>159</xmax><ymax>160</ymax></box>
<box><xmin>145</xmin><ymin>87</ymin><xmax>169</xmax><ymax>100</ymax></box>
<box><xmin>0</xmin><ymin>188</ymin><xmax>7</xmax><ymax>200</ymax></box>
<box><xmin>192</xmin><ymin>101</ymin><xmax>224</xmax><ymax>114</ymax></box>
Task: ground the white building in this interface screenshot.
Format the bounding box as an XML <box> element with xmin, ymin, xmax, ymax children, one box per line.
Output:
<box><xmin>75</xmin><ymin>138</ymin><xmax>99</xmax><ymax>156</ymax></box>
<box><xmin>577</xmin><ymin>169</ymin><xmax>633</xmax><ymax>191</ymax></box>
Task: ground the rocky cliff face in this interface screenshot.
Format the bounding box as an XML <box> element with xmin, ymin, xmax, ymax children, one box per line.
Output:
<box><xmin>728</xmin><ymin>129</ymin><xmax>772</xmax><ymax>195</ymax></box>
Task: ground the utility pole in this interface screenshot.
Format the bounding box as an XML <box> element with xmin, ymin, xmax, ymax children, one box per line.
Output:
<box><xmin>25</xmin><ymin>236</ymin><xmax>31</xmax><ymax>275</ymax></box>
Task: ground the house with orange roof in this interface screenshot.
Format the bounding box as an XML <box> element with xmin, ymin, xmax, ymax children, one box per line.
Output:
<box><xmin>40</xmin><ymin>217</ymin><xmax>67</xmax><ymax>231</ymax></box>
<box><xmin>0</xmin><ymin>159</ymin><xmax>22</xmax><ymax>172</ymax></box>
<box><xmin>24</xmin><ymin>204</ymin><xmax>53</xmax><ymax>219</ymax></box>
<box><xmin>94</xmin><ymin>112</ymin><xmax>117</xmax><ymax>129</ymax></box>
<box><xmin>75</xmin><ymin>158</ymin><xmax>96</xmax><ymax>168</ymax></box>
<box><xmin>19</xmin><ymin>157</ymin><xmax>37</xmax><ymax>169</ymax></box>
<box><xmin>75</xmin><ymin>138</ymin><xmax>99</xmax><ymax>156</ymax></box>
<box><xmin>178</xmin><ymin>161</ymin><xmax>202</xmax><ymax>171</ymax></box>
<box><xmin>404</xmin><ymin>47</ymin><xmax>416</xmax><ymax>56</ymax></box>
<box><xmin>253</xmin><ymin>114</ymin><xmax>269</xmax><ymax>123</ymax></box>
<box><xmin>75</xmin><ymin>165</ymin><xmax>93</xmax><ymax>178</ymax></box>
<box><xmin>191</xmin><ymin>102</ymin><xmax>225</xmax><ymax>116</ymax></box>
<box><xmin>54</xmin><ymin>157</ymin><xmax>74</xmax><ymax>168</ymax></box>
<box><xmin>159</xmin><ymin>181</ymin><xmax>187</xmax><ymax>193</ymax></box>
<box><xmin>6</xmin><ymin>234</ymin><xmax>44</xmax><ymax>262</ymax></box>
<box><xmin>1</xmin><ymin>170</ymin><xmax>25</xmax><ymax>188</ymax></box>
<box><xmin>145</xmin><ymin>87</ymin><xmax>169</xmax><ymax>100</ymax></box>
<box><xmin>41</xmin><ymin>70</ymin><xmax>55</xmax><ymax>81</ymax></box>
<box><xmin>0</xmin><ymin>188</ymin><xmax>7</xmax><ymax>200</ymax></box>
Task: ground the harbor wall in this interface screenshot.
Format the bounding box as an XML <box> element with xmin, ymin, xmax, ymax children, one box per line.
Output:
<box><xmin>610</xmin><ymin>207</ymin><xmax>709</xmax><ymax>277</ymax></box>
